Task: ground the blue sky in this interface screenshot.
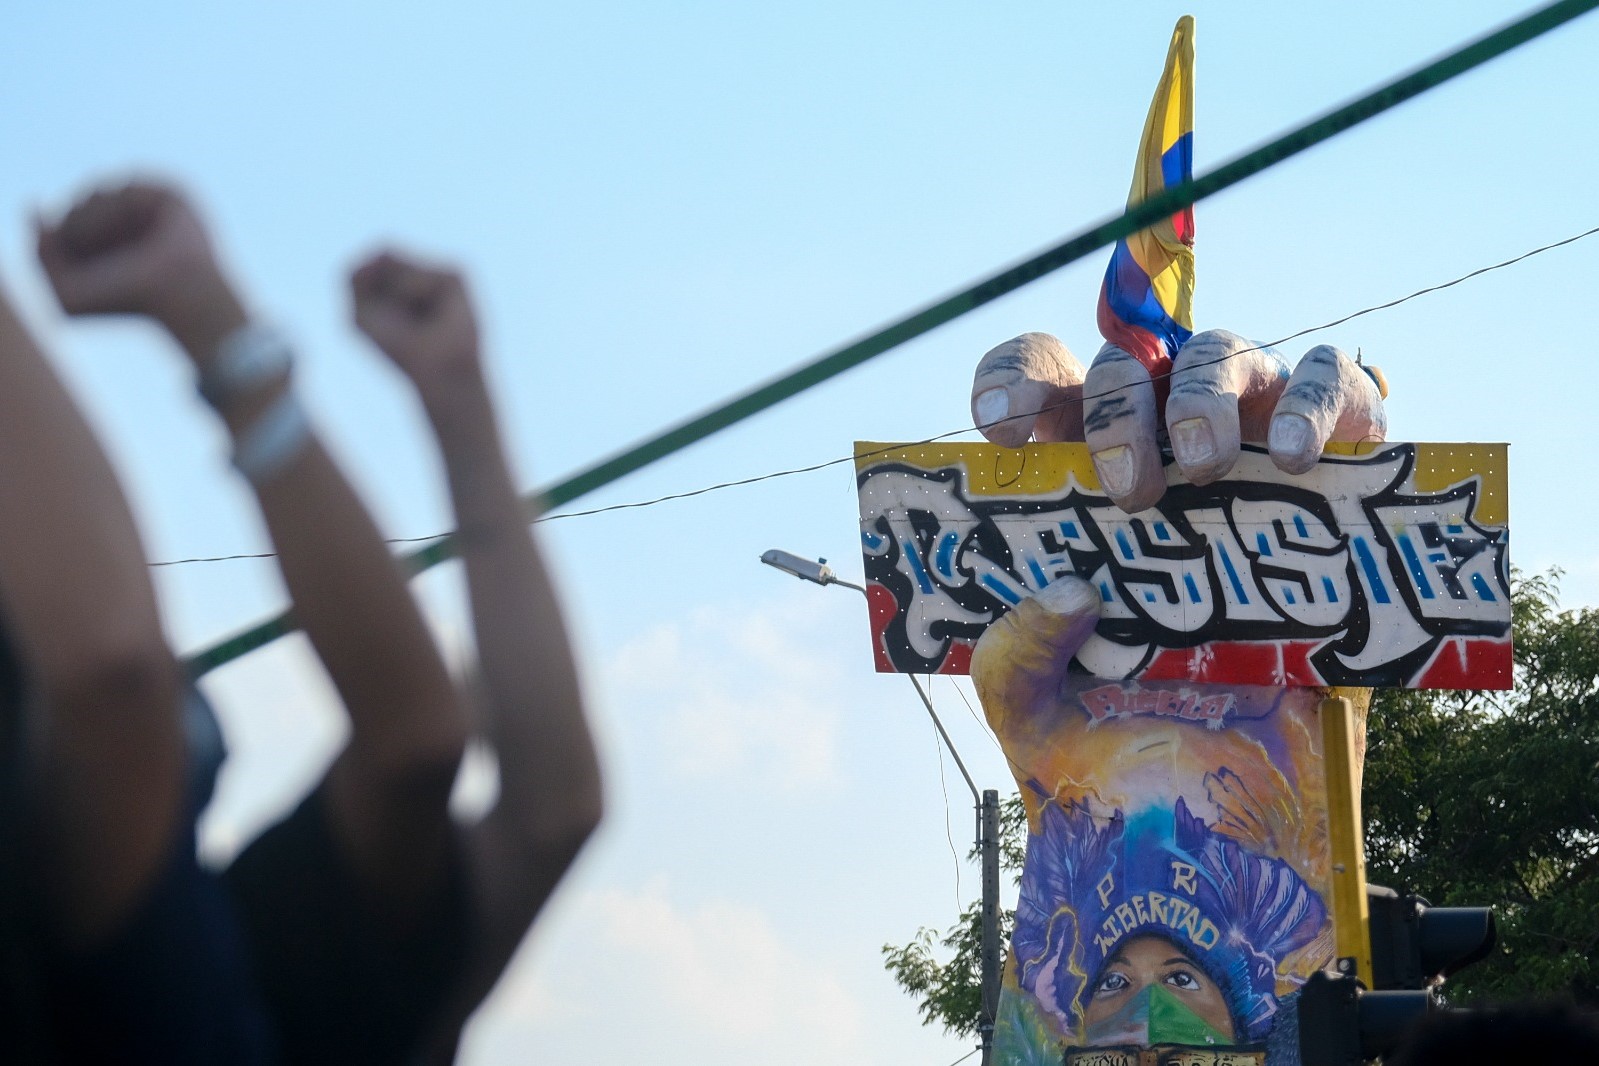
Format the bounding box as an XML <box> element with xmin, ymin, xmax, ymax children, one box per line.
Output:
<box><xmin>4</xmin><ymin>3</ymin><xmax>1596</xmax><ymax>1063</ymax></box>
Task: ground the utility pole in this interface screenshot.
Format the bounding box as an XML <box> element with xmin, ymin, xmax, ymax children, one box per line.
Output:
<box><xmin>979</xmin><ymin>788</ymin><xmax>999</xmax><ymax>1066</ymax></box>
<box><xmin>904</xmin><ymin>670</ymin><xmax>999</xmax><ymax>1066</ymax></box>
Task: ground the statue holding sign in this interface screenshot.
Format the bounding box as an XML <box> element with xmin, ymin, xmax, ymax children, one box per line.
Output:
<box><xmin>855</xmin><ymin>18</ymin><xmax>1510</xmax><ymax>1064</ymax></box>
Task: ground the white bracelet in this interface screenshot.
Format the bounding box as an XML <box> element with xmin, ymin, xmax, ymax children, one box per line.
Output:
<box><xmin>231</xmin><ymin>391</ymin><xmax>311</xmax><ymax>485</ymax></box>
<box><xmin>199</xmin><ymin>323</ymin><xmax>294</xmax><ymax>409</ymax></box>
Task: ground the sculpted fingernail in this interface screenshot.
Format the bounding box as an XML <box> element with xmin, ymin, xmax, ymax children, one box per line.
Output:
<box><xmin>973</xmin><ymin>387</ymin><xmax>1010</xmax><ymax>428</ymax></box>
<box><xmin>1038</xmin><ymin>576</ymin><xmax>1101</xmax><ymax>620</ymax></box>
<box><xmin>1270</xmin><ymin>413</ymin><xmax>1313</xmax><ymax>457</ymax></box>
<box><xmin>1171</xmin><ymin>417</ymin><xmax>1216</xmax><ymax>466</ymax></box>
<box><xmin>1092</xmin><ymin>446</ymin><xmax>1135</xmax><ymax>497</ymax></box>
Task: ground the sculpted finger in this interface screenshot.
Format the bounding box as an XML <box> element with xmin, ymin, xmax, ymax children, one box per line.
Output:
<box><xmin>1165</xmin><ymin>329</ymin><xmax>1289</xmax><ymax>485</ymax></box>
<box><xmin>1030</xmin><ymin>576</ymin><xmax>1103</xmax><ymax>661</ymax></box>
<box><xmin>970</xmin><ymin>576</ymin><xmax>1101</xmax><ymax>722</ymax></box>
<box><xmin>971</xmin><ymin>332</ymin><xmax>1084</xmax><ymax>447</ymax></box>
<box><xmin>1083</xmin><ymin>344</ymin><xmax>1164</xmax><ymax>513</ymax></box>
<box><xmin>1268</xmin><ymin>345</ymin><xmax>1388</xmax><ymax>474</ymax></box>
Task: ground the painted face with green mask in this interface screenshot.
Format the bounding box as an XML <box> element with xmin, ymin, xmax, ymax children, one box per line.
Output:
<box><xmin>1082</xmin><ymin>933</ymin><xmax>1236</xmax><ymax>1047</ymax></box>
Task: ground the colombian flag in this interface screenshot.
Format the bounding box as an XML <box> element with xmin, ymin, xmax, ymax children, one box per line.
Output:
<box><xmin>1097</xmin><ymin>15</ymin><xmax>1195</xmax><ymax>380</ymax></box>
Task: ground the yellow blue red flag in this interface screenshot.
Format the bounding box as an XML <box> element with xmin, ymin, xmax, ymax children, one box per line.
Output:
<box><xmin>1097</xmin><ymin>15</ymin><xmax>1195</xmax><ymax>379</ymax></box>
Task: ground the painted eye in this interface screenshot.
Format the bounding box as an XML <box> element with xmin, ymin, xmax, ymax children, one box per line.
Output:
<box><xmin>1164</xmin><ymin>970</ymin><xmax>1201</xmax><ymax>991</ymax></box>
<box><xmin>1094</xmin><ymin>971</ymin><xmax>1131</xmax><ymax>996</ymax></box>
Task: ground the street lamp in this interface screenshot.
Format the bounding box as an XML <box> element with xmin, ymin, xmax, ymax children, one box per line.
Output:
<box><xmin>761</xmin><ymin>548</ymin><xmax>1002</xmax><ymax>1065</ymax></box>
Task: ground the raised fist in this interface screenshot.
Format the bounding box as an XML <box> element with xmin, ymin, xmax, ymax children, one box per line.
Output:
<box><xmin>35</xmin><ymin>182</ymin><xmax>224</xmax><ymax>322</ymax></box>
<box><xmin>350</xmin><ymin>251</ymin><xmax>480</xmax><ymax>389</ymax></box>
<box><xmin>971</xmin><ymin>329</ymin><xmax>1388</xmax><ymax>513</ymax></box>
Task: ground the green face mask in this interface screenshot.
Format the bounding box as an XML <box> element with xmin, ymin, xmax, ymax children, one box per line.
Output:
<box><xmin>1082</xmin><ymin>982</ymin><xmax>1233</xmax><ymax>1048</ymax></box>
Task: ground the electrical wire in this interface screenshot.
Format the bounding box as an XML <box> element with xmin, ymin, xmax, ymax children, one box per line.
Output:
<box><xmin>154</xmin><ymin>220</ymin><xmax>1598</xmax><ymax>572</ymax></box>
<box><xmin>938</xmin><ymin>675</ymin><xmax>1045</xmax><ymax>833</ymax></box>
<box><xmin>941</xmin><ymin>1049</ymin><xmax>979</xmax><ymax>1066</ymax></box>
<box><xmin>944</xmin><ymin>676</ymin><xmax>1005</xmax><ymax>761</ymax></box>
<box><xmin>1089</xmin><ymin>222</ymin><xmax>1599</xmax><ymax>406</ymax></box>
<box><xmin>548</xmin><ymin>219</ymin><xmax>1599</xmax><ymax>511</ymax></box>
<box><xmin>927</xmin><ymin>683</ymin><xmax>963</xmax><ymax>913</ymax></box>
<box><xmin>178</xmin><ymin>2</ymin><xmax>1599</xmax><ymax>673</ymax></box>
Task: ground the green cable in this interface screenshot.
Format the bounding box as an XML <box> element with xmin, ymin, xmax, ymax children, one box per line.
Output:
<box><xmin>184</xmin><ymin>0</ymin><xmax>1598</xmax><ymax>679</ymax></box>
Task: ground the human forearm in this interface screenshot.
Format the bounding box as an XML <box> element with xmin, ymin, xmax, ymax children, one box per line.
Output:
<box><xmin>151</xmin><ymin>260</ymin><xmax>464</xmax><ymax>782</ymax></box>
<box><xmin>349</xmin><ymin>247</ymin><xmax>600</xmax><ymax>843</ymax></box>
<box><xmin>0</xmin><ymin>291</ymin><xmax>177</xmax><ymax>700</ymax></box>
<box><xmin>423</xmin><ymin>376</ymin><xmax>601</xmax><ymax>840</ymax></box>
<box><xmin>250</xmin><ymin>441</ymin><xmax>466</xmax><ymax>776</ymax></box>
<box><xmin>417</xmin><ymin>369</ymin><xmax>600</xmax><ymax>1032</ymax></box>
<box><xmin>0</xmin><ymin>277</ymin><xmax>183</xmax><ymax>946</ymax></box>
<box><xmin>351</xmin><ymin>249</ymin><xmax>602</xmax><ymax>1033</ymax></box>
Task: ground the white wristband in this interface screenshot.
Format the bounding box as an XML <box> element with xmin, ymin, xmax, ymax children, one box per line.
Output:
<box><xmin>199</xmin><ymin>323</ymin><xmax>294</xmax><ymax>408</ymax></box>
<box><xmin>231</xmin><ymin>391</ymin><xmax>311</xmax><ymax>485</ymax></box>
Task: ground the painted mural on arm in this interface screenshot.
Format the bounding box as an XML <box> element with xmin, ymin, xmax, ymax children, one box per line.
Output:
<box><xmin>855</xmin><ymin>440</ymin><xmax>1510</xmax><ymax>690</ymax></box>
<box><xmin>969</xmin><ymin>579</ymin><xmax>1353</xmax><ymax>1064</ymax></box>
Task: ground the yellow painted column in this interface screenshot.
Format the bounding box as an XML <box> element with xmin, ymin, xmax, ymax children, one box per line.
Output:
<box><xmin>1320</xmin><ymin>695</ymin><xmax>1372</xmax><ymax>988</ymax></box>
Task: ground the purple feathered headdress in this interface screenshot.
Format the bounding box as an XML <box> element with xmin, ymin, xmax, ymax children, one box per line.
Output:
<box><xmin>1011</xmin><ymin>789</ymin><xmax>1325</xmax><ymax>1041</ymax></box>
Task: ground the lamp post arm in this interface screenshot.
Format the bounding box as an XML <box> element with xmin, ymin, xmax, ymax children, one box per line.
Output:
<box><xmin>905</xmin><ymin>672</ymin><xmax>980</xmax><ymax>808</ymax></box>
<box><xmin>822</xmin><ymin>568</ymin><xmax>980</xmax><ymax>805</ymax></box>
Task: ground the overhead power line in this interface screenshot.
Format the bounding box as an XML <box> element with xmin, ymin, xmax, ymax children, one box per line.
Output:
<box><xmin>160</xmin><ymin>219</ymin><xmax>1598</xmax><ymax>566</ymax></box>
<box><xmin>527</xmin><ymin>219</ymin><xmax>1599</xmax><ymax>521</ymax></box>
<box><xmin>182</xmin><ymin>0</ymin><xmax>1599</xmax><ymax>678</ymax></box>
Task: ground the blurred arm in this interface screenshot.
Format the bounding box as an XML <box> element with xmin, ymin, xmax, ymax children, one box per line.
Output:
<box><xmin>348</xmin><ymin>251</ymin><xmax>601</xmax><ymax>1020</ymax></box>
<box><xmin>36</xmin><ymin>183</ymin><xmax>468</xmax><ymax>918</ymax></box>
<box><xmin>0</xmin><ymin>282</ymin><xmax>183</xmax><ymax>948</ymax></box>
<box><xmin>427</xmin><ymin>368</ymin><xmax>602</xmax><ymax>957</ymax></box>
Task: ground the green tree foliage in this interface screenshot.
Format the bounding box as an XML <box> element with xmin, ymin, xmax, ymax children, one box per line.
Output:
<box><xmin>884</xmin><ymin>572</ymin><xmax>1599</xmax><ymax>1033</ymax></box>
<box><xmin>1364</xmin><ymin>571</ymin><xmax>1599</xmax><ymax>1003</ymax></box>
<box><xmin>881</xmin><ymin>793</ymin><xmax>1024</xmax><ymax>1038</ymax></box>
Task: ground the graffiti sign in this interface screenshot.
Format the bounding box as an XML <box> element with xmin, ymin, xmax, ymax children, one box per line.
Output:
<box><xmin>1065</xmin><ymin>1046</ymin><xmax>1267</xmax><ymax>1065</ymax></box>
<box><xmin>856</xmin><ymin>440</ymin><xmax>1510</xmax><ymax>689</ymax></box>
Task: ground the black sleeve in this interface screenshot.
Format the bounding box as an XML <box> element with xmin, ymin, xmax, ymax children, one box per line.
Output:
<box><xmin>224</xmin><ymin>785</ymin><xmax>470</xmax><ymax>1066</ymax></box>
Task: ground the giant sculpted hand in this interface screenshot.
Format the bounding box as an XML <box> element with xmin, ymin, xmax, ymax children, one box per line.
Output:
<box><xmin>968</xmin><ymin>332</ymin><xmax>1385</xmax><ymax>1063</ymax></box>
<box><xmin>972</xmin><ymin>329</ymin><xmax>1387</xmax><ymax>510</ymax></box>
